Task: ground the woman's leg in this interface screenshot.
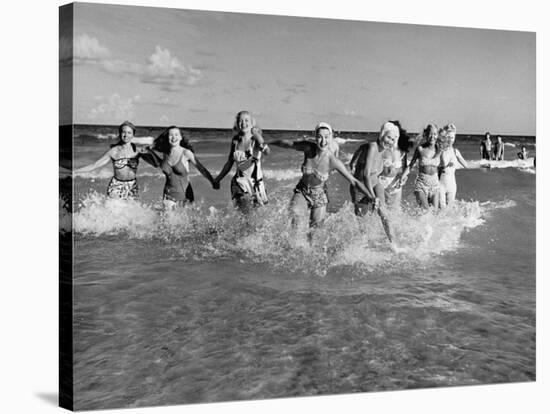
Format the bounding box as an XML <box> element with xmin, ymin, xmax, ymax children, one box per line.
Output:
<box><xmin>289</xmin><ymin>191</ymin><xmax>309</xmax><ymax>230</ymax></box>
<box><xmin>429</xmin><ymin>191</ymin><xmax>440</xmax><ymax>209</ymax></box>
<box><xmin>415</xmin><ymin>190</ymin><xmax>429</xmax><ymax>209</ymax></box>
<box><xmin>374</xmin><ymin>184</ymin><xmax>394</xmax><ymax>243</ymax></box>
<box><xmin>446</xmin><ymin>191</ymin><xmax>456</xmax><ymax>208</ymax></box>
<box><xmin>235</xmin><ymin>195</ymin><xmax>252</xmax><ymax>214</ymax></box>
<box><xmin>310</xmin><ymin>206</ymin><xmax>327</xmax><ymax>228</ymax></box>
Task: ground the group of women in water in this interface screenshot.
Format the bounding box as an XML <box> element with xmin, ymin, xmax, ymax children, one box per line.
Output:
<box><xmin>75</xmin><ymin>111</ymin><xmax>471</xmax><ymax>247</ymax></box>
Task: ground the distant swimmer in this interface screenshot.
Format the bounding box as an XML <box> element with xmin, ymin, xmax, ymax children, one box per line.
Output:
<box><xmin>214</xmin><ymin>111</ymin><xmax>270</xmax><ymax>213</ymax></box>
<box><xmin>493</xmin><ymin>136</ymin><xmax>504</xmax><ymax>160</ymax></box>
<box><xmin>148</xmin><ymin>126</ymin><xmax>216</xmax><ymax>209</ymax></box>
<box><xmin>404</xmin><ymin>124</ymin><xmax>442</xmax><ymax>209</ymax></box>
<box><xmin>73</xmin><ymin>121</ymin><xmax>158</xmax><ymax>200</ymax></box>
<box><xmin>480</xmin><ymin>132</ymin><xmax>493</xmax><ymax>160</ymax></box>
<box><xmin>437</xmin><ymin>124</ymin><xmax>469</xmax><ymax>209</ymax></box>
<box><xmin>270</xmin><ymin>122</ymin><xmax>371</xmax><ymax>230</ymax></box>
<box><xmin>517</xmin><ymin>146</ymin><xmax>528</xmax><ymax>160</ymax></box>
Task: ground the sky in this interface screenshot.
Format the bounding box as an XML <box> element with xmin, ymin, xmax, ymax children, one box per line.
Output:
<box><xmin>60</xmin><ymin>3</ymin><xmax>536</xmax><ymax>135</ymax></box>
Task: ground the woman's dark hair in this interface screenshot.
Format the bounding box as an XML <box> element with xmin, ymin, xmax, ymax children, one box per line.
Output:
<box><xmin>389</xmin><ymin>120</ymin><xmax>412</xmax><ymax>153</ymax></box>
<box><xmin>152</xmin><ymin>125</ymin><xmax>195</xmax><ymax>154</ymax></box>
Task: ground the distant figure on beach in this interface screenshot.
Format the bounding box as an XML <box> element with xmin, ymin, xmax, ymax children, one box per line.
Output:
<box><xmin>437</xmin><ymin>124</ymin><xmax>469</xmax><ymax>209</ymax></box>
<box><xmin>270</xmin><ymin>122</ymin><xmax>373</xmax><ymax>231</ymax></box>
<box><xmin>404</xmin><ymin>124</ymin><xmax>441</xmax><ymax>209</ymax></box>
<box><xmin>148</xmin><ymin>126</ymin><xmax>216</xmax><ymax>209</ymax></box>
<box><xmin>480</xmin><ymin>132</ymin><xmax>493</xmax><ymax>160</ymax></box>
<box><xmin>348</xmin><ymin>122</ymin><xmax>397</xmax><ymax>243</ymax></box>
<box><xmin>74</xmin><ymin>121</ymin><xmax>158</xmax><ymax>200</ymax></box>
<box><xmin>517</xmin><ymin>146</ymin><xmax>528</xmax><ymax>160</ymax></box>
<box><xmin>493</xmin><ymin>136</ymin><xmax>504</xmax><ymax>160</ymax></box>
<box><xmin>214</xmin><ymin>111</ymin><xmax>270</xmax><ymax>213</ymax></box>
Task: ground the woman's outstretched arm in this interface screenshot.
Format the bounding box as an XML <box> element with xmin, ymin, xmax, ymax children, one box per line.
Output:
<box><xmin>214</xmin><ymin>143</ymin><xmax>235</xmax><ymax>185</ymax></box>
<box><xmin>187</xmin><ymin>150</ymin><xmax>215</xmax><ymax>185</ymax></box>
<box><xmin>74</xmin><ymin>149</ymin><xmax>112</xmax><ymax>173</ymax></box>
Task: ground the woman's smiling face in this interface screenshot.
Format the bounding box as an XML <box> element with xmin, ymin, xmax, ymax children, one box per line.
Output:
<box><xmin>315</xmin><ymin>128</ymin><xmax>331</xmax><ymax>150</ymax></box>
<box><xmin>168</xmin><ymin>128</ymin><xmax>182</xmax><ymax>147</ymax></box>
<box><xmin>237</xmin><ymin>113</ymin><xmax>253</xmax><ymax>133</ymax></box>
<box><xmin>120</xmin><ymin>125</ymin><xmax>134</xmax><ymax>143</ymax></box>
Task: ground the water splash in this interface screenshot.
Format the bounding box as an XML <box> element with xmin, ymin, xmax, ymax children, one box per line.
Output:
<box><xmin>71</xmin><ymin>192</ymin><xmax>498</xmax><ymax>276</ymax></box>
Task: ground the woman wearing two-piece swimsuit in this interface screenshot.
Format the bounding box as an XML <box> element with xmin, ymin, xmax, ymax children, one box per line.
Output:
<box><xmin>74</xmin><ymin>121</ymin><xmax>157</xmax><ymax>200</ymax></box>
<box><xmin>403</xmin><ymin>123</ymin><xmax>442</xmax><ymax>209</ymax></box>
<box><xmin>271</xmin><ymin>122</ymin><xmax>370</xmax><ymax>228</ymax></box>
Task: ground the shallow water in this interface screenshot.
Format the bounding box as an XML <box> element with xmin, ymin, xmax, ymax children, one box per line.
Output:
<box><xmin>67</xmin><ymin>126</ymin><xmax>536</xmax><ymax>410</ymax></box>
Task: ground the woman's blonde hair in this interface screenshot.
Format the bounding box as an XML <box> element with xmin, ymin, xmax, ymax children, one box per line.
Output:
<box><xmin>233</xmin><ymin>110</ymin><xmax>257</xmax><ymax>133</ymax></box>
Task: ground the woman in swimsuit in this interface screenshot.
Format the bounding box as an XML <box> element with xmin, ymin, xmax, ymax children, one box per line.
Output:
<box><xmin>375</xmin><ymin>120</ymin><xmax>411</xmax><ymax>210</ymax></box>
<box><xmin>148</xmin><ymin>126</ymin><xmax>216</xmax><ymax>209</ymax></box>
<box><xmin>271</xmin><ymin>122</ymin><xmax>372</xmax><ymax>230</ymax></box>
<box><xmin>349</xmin><ymin>122</ymin><xmax>397</xmax><ymax>244</ymax></box>
<box><xmin>214</xmin><ymin>111</ymin><xmax>270</xmax><ymax>213</ymax></box>
<box><xmin>403</xmin><ymin>123</ymin><xmax>441</xmax><ymax>209</ymax></box>
<box><xmin>437</xmin><ymin>124</ymin><xmax>469</xmax><ymax>209</ymax></box>
<box><xmin>74</xmin><ymin>121</ymin><xmax>157</xmax><ymax>199</ymax></box>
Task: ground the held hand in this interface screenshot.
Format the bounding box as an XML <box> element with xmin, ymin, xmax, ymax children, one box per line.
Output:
<box><xmin>213</xmin><ymin>180</ymin><xmax>220</xmax><ymax>190</ymax></box>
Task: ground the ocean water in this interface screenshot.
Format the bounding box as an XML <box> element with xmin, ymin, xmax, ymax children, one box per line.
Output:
<box><xmin>64</xmin><ymin>125</ymin><xmax>536</xmax><ymax>410</ymax></box>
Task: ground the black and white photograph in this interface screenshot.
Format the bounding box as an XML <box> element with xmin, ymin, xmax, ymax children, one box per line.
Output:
<box><xmin>2</xmin><ymin>0</ymin><xmax>548</xmax><ymax>413</ymax></box>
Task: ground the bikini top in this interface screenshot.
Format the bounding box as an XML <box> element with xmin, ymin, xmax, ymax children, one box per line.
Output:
<box><xmin>420</xmin><ymin>154</ymin><xmax>440</xmax><ymax>167</ymax></box>
<box><xmin>112</xmin><ymin>156</ymin><xmax>139</xmax><ymax>170</ymax></box>
<box><xmin>302</xmin><ymin>150</ymin><xmax>330</xmax><ymax>182</ymax></box>
<box><xmin>383</xmin><ymin>152</ymin><xmax>404</xmax><ymax>169</ymax></box>
<box><xmin>161</xmin><ymin>152</ymin><xmax>188</xmax><ymax>177</ymax></box>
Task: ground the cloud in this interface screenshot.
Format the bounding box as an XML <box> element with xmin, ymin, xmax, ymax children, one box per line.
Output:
<box><xmin>140</xmin><ymin>46</ymin><xmax>202</xmax><ymax>91</ymax></box>
<box><xmin>277</xmin><ymin>80</ymin><xmax>309</xmax><ymax>104</ymax></box>
<box><xmin>60</xmin><ymin>34</ymin><xmax>110</xmax><ymax>65</ymax></box>
<box><xmin>86</xmin><ymin>94</ymin><xmax>140</xmax><ymax>122</ymax></box>
<box><xmin>74</xmin><ymin>34</ymin><xmax>110</xmax><ymax>62</ymax></box>
<box><xmin>160</xmin><ymin>115</ymin><xmax>170</xmax><ymax>124</ymax></box>
<box><xmin>94</xmin><ymin>46</ymin><xmax>204</xmax><ymax>92</ymax></box>
<box><xmin>142</xmin><ymin>96</ymin><xmax>179</xmax><ymax>108</ymax></box>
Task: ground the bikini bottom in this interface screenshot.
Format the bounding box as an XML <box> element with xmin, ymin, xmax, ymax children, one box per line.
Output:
<box><xmin>414</xmin><ymin>173</ymin><xmax>439</xmax><ymax>198</ymax></box>
<box><xmin>107</xmin><ymin>177</ymin><xmax>138</xmax><ymax>200</ymax></box>
<box><xmin>294</xmin><ymin>181</ymin><xmax>328</xmax><ymax>209</ymax></box>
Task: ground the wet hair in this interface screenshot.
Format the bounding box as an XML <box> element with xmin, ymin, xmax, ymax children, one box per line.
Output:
<box><xmin>233</xmin><ymin>110</ymin><xmax>256</xmax><ymax>134</ymax></box>
<box><xmin>485</xmin><ymin>131</ymin><xmax>491</xmax><ymax>138</ymax></box>
<box><xmin>152</xmin><ymin>125</ymin><xmax>194</xmax><ymax>154</ymax></box>
<box><xmin>111</xmin><ymin>120</ymin><xmax>136</xmax><ymax>148</ymax></box>
<box><xmin>389</xmin><ymin>120</ymin><xmax>412</xmax><ymax>153</ymax></box>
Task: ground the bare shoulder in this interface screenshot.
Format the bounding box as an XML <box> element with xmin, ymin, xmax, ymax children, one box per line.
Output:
<box><xmin>182</xmin><ymin>148</ymin><xmax>195</xmax><ymax>159</ymax></box>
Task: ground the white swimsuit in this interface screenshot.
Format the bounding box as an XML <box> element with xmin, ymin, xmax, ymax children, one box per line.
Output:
<box><xmin>439</xmin><ymin>148</ymin><xmax>460</xmax><ymax>195</ymax></box>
